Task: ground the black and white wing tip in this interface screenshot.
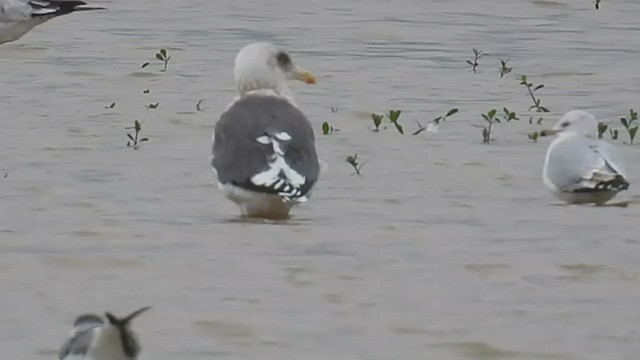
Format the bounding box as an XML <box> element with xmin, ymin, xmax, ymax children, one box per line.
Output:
<box><xmin>569</xmin><ymin>172</ymin><xmax>629</xmax><ymax>193</ymax></box>
<box><xmin>29</xmin><ymin>0</ymin><xmax>106</xmax><ymax>17</ymax></box>
<box><xmin>246</xmin><ymin>131</ymin><xmax>313</xmax><ymax>203</ymax></box>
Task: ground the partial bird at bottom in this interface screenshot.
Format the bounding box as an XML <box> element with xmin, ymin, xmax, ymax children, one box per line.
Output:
<box><xmin>58</xmin><ymin>306</ymin><xmax>150</xmax><ymax>360</ymax></box>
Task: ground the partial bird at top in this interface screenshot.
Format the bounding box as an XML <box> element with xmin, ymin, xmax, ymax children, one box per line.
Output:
<box><xmin>0</xmin><ymin>0</ymin><xmax>105</xmax><ymax>46</ymax></box>
<box><xmin>211</xmin><ymin>42</ymin><xmax>322</xmax><ymax>219</ymax></box>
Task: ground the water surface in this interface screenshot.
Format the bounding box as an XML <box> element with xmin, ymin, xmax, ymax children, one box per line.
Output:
<box><xmin>2</xmin><ymin>0</ymin><xmax>640</xmax><ymax>359</ymax></box>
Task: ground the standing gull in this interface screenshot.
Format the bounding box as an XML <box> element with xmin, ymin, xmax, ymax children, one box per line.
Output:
<box><xmin>541</xmin><ymin>110</ymin><xmax>629</xmax><ymax>205</ymax></box>
<box><xmin>58</xmin><ymin>306</ymin><xmax>150</xmax><ymax>360</ymax></box>
<box><xmin>0</xmin><ymin>0</ymin><xmax>104</xmax><ymax>46</ymax></box>
<box><xmin>211</xmin><ymin>42</ymin><xmax>320</xmax><ymax>219</ymax></box>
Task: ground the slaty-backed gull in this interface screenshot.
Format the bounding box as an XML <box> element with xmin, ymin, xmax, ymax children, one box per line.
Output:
<box><xmin>0</xmin><ymin>0</ymin><xmax>104</xmax><ymax>46</ymax></box>
<box><xmin>541</xmin><ymin>110</ymin><xmax>629</xmax><ymax>205</ymax></box>
<box><xmin>211</xmin><ymin>42</ymin><xmax>320</xmax><ymax>219</ymax></box>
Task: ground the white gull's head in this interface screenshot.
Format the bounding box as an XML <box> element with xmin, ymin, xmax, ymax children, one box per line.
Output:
<box><xmin>550</xmin><ymin>110</ymin><xmax>599</xmax><ymax>138</ymax></box>
<box><xmin>233</xmin><ymin>43</ymin><xmax>317</xmax><ymax>99</ymax></box>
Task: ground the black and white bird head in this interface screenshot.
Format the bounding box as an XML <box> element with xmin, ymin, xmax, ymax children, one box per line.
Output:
<box><xmin>541</xmin><ymin>110</ymin><xmax>599</xmax><ymax>138</ymax></box>
<box><xmin>59</xmin><ymin>306</ymin><xmax>151</xmax><ymax>360</ymax></box>
<box><xmin>233</xmin><ymin>42</ymin><xmax>317</xmax><ymax>99</ymax></box>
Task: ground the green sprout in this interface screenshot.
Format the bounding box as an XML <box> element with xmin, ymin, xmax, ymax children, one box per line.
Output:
<box><xmin>413</xmin><ymin>121</ymin><xmax>427</xmax><ymax>135</ymax></box>
<box><xmin>620</xmin><ymin>109</ymin><xmax>638</xmax><ymax>144</ymax></box>
<box><xmin>105</xmin><ymin>102</ymin><xmax>115</xmax><ymax>109</ymax></box>
<box><xmin>528</xmin><ymin>131</ymin><xmax>540</xmax><ymax>143</ymax></box>
<box><xmin>481</xmin><ymin>109</ymin><xmax>498</xmax><ymax>143</ymax></box>
<box><xmin>145</xmin><ymin>102</ymin><xmax>159</xmax><ymax>109</ymax></box>
<box><xmin>498</xmin><ymin>58</ymin><xmax>512</xmax><ymax>78</ymax></box>
<box><xmin>500</xmin><ymin>107</ymin><xmax>519</xmax><ymax>122</ymax></box>
<box><xmin>371</xmin><ymin>113</ymin><xmax>384</xmax><ymax>132</ymax></box>
<box><xmin>126</xmin><ymin>120</ymin><xmax>149</xmax><ymax>150</ymax></box>
<box><xmin>479</xmin><ymin>107</ymin><xmax>519</xmax><ymax>143</ymax></box>
<box><xmin>520</xmin><ymin>75</ymin><xmax>549</xmax><ymax>124</ymax></box>
<box><xmin>322</xmin><ymin>121</ymin><xmax>338</xmax><ymax>135</ymax></box>
<box><xmin>610</xmin><ymin>128</ymin><xmax>619</xmax><ymax>140</ymax></box>
<box><xmin>155</xmin><ymin>49</ymin><xmax>171</xmax><ymax>71</ymax></box>
<box><xmin>143</xmin><ymin>89</ymin><xmax>150</xmax><ymax>94</ymax></box>
<box><xmin>433</xmin><ymin>108</ymin><xmax>459</xmax><ymax>125</ymax></box>
<box><xmin>388</xmin><ymin>110</ymin><xmax>403</xmax><ymax>134</ymax></box>
<box><xmin>595</xmin><ymin>0</ymin><xmax>601</xmax><ymax>9</ymax></box>
<box><xmin>466</xmin><ymin>48</ymin><xmax>483</xmax><ymax>74</ymax></box>
<box><xmin>413</xmin><ymin>108</ymin><xmax>459</xmax><ymax>135</ymax></box>
<box><xmin>196</xmin><ymin>99</ymin><xmax>205</xmax><ymax>111</ymax></box>
<box><xmin>597</xmin><ymin>122</ymin><xmax>608</xmax><ymax>139</ymax></box>
<box><xmin>345</xmin><ymin>154</ymin><xmax>366</xmax><ymax>176</ymax></box>
<box><xmin>143</xmin><ymin>49</ymin><xmax>171</xmax><ymax>71</ymax></box>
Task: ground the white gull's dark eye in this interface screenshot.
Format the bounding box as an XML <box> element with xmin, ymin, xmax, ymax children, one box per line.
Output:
<box><xmin>276</xmin><ymin>52</ymin><xmax>291</xmax><ymax>67</ymax></box>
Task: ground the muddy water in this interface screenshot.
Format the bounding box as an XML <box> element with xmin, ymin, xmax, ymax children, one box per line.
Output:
<box><xmin>2</xmin><ymin>0</ymin><xmax>640</xmax><ymax>359</ymax></box>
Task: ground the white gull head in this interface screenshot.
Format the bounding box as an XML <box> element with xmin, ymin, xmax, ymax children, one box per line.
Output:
<box><xmin>551</xmin><ymin>110</ymin><xmax>599</xmax><ymax>138</ymax></box>
<box><xmin>233</xmin><ymin>42</ymin><xmax>317</xmax><ymax>102</ymax></box>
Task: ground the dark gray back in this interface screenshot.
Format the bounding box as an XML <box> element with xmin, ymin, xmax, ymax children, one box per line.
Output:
<box><xmin>212</xmin><ymin>95</ymin><xmax>320</xmax><ymax>197</ymax></box>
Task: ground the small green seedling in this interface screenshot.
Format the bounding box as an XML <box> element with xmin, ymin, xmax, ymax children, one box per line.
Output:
<box><xmin>620</xmin><ymin>109</ymin><xmax>638</xmax><ymax>144</ymax></box>
<box><xmin>480</xmin><ymin>107</ymin><xmax>518</xmax><ymax>143</ymax></box>
<box><xmin>412</xmin><ymin>121</ymin><xmax>427</xmax><ymax>135</ymax></box>
<box><xmin>413</xmin><ymin>108</ymin><xmax>459</xmax><ymax>135</ymax></box>
<box><xmin>196</xmin><ymin>99</ymin><xmax>205</xmax><ymax>111</ymax></box>
<box><xmin>520</xmin><ymin>75</ymin><xmax>549</xmax><ymax>117</ymax></box>
<box><xmin>126</xmin><ymin>120</ymin><xmax>149</xmax><ymax>150</ymax></box>
<box><xmin>499</xmin><ymin>58</ymin><xmax>512</xmax><ymax>78</ymax></box>
<box><xmin>610</xmin><ymin>128</ymin><xmax>619</xmax><ymax>140</ymax></box>
<box><xmin>156</xmin><ymin>49</ymin><xmax>171</xmax><ymax>71</ymax></box>
<box><xmin>145</xmin><ymin>102</ymin><xmax>159</xmax><ymax>109</ymax></box>
<box><xmin>388</xmin><ymin>110</ymin><xmax>403</xmax><ymax>134</ymax></box>
<box><xmin>466</xmin><ymin>48</ymin><xmax>483</xmax><ymax>74</ymax></box>
<box><xmin>105</xmin><ymin>102</ymin><xmax>115</xmax><ymax>109</ymax></box>
<box><xmin>481</xmin><ymin>109</ymin><xmax>499</xmax><ymax>143</ymax></box>
<box><xmin>595</xmin><ymin>0</ymin><xmax>601</xmax><ymax>9</ymax></box>
<box><xmin>597</xmin><ymin>122</ymin><xmax>608</xmax><ymax>139</ymax></box>
<box><xmin>322</xmin><ymin>121</ymin><xmax>338</xmax><ymax>135</ymax></box>
<box><xmin>345</xmin><ymin>154</ymin><xmax>366</xmax><ymax>176</ymax></box>
<box><xmin>141</xmin><ymin>62</ymin><xmax>150</xmax><ymax>68</ymax></box>
<box><xmin>371</xmin><ymin>113</ymin><xmax>384</xmax><ymax>132</ymax></box>
<box><xmin>528</xmin><ymin>131</ymin><xmax>540</xmax><ymax>143</ymax></box>
<box><xmin>143</xmin><ymin>89</ymin><xmax>150</xmax><ymax>94</ymax></box>
<box><xmin>433</xmin><ymin>108</ymin><xmax>459</xmax><ymax>125</ymax></box>
<box><xmin>500</xmin><ymin>107</ymin><xmax>519</xmax><ymax>122</ymax></box>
